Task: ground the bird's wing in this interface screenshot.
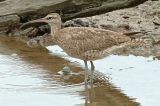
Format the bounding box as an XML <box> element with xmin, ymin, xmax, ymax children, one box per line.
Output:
<box><xmin>58</xmin><ymin>27</ymin><xmax>131</xmax><ymax>53</ymax></box>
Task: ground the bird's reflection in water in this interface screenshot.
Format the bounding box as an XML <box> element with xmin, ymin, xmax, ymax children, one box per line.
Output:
<box><xmin>58</xmin><ymin>66</ymin><xmax>139</xmax><ymax>106</ymax></box>
<box><xmin>82</xmin><ymin>82</ymin><xmax>140</xmax><ymax>106</ymax></box>
<box><xmin>85</xmin><ymin>83</ymin><xmax>95</xmax><ymax>105</ymax></box>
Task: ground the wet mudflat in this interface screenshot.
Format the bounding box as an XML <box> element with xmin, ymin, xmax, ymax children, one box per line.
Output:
<box><xmin>0</xmin><ymin>36</ymin><xmax>160</xmax><ymax>106</ymax></box>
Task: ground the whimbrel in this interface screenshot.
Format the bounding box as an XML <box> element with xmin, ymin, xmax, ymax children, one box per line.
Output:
<box><xmin>21</xmin><ymin>13</ymin><xmax>146</xmax><ymax>85</ymax></box>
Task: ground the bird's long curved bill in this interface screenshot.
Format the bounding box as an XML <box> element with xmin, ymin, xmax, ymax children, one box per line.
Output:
<box><xmin>20</xmin><ymin>18</ymin><xmax>47</xmax><ymax>29</ymax></box>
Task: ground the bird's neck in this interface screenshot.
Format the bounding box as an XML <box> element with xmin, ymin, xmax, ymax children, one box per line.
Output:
<box><xmin>50</xmin><ymin>22</ymin><xmax>61</xmax><ymax>38</ymax></box>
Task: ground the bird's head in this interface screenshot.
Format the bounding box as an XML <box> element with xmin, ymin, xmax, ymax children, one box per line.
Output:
<box><xmin>20</xmin><ymin>13</ymin><xmax>61</xmax><ymax>29</ymax></box>
<box><xmin>42</xmin><ymin>13</ymin><xmax>61</xmax><ymax>26</ymax></box>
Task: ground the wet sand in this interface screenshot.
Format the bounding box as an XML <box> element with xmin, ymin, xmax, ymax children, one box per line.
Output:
<box><xmin>0</xmin><ymin>36</ymin><xmax>160</xmax><ymax>106</ymax></box>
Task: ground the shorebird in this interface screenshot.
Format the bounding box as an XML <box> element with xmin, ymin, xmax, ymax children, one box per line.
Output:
<box><xmin>21</xmin><ymin>13</ymin><xmax>146</xmax><ymax>85</ymax></box>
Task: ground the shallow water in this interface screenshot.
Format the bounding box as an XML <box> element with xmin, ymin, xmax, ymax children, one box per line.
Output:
<box><xmin>0</xmin><ymin>36</ymin><xmax>160</xmax><ymax>106</ymax></box>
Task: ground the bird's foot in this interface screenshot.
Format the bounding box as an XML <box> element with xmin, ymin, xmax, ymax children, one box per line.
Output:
<box><xmin>84</xmin><ymin>76</ymin><xmax>94</xmax><ymax>84</ymax></box>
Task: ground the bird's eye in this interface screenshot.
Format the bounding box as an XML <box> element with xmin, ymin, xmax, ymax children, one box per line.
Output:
<box><xmin>47</xmin><ymin>17</ymin><xmax>53</xmax><ymax>20</ymax></box>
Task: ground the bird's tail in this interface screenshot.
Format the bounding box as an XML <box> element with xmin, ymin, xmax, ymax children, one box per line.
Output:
<box><xmin>95</xmin><ymin>38</ymin><xmax>148</xmax><ymax>59</ymax></box>
<box><xmin>114</xmin><ymin>39</ymin><xmax>148</xmax><ymax>52</ymax></box>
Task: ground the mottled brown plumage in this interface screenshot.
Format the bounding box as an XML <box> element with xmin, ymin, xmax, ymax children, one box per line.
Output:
<box><xmin>54</xmin><ymin>27</ymin><xmax>131</xmax><ymax>60</ymax></box>
<box><xmin>21</xmin><ymin>13</ymin><xmax>145</xmax><ymax>85</ymax></box>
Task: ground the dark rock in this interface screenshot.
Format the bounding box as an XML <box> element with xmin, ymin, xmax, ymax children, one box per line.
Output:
<box><xmin>118</xmin><ymin>24</ymin><xmax>131</xmax><ymax>30</ymax></box>
<box><xmin>63</xmin><ymin>19</ymin><xmax>90</xmax><ymax>27</ymax></box>
<box><xmin>14</xmin><ymin>27</ymin><xmax>35</xmax><ymax>37</ymax></box>
<box><xmin>20</xmin><ymin>21</ymin><xmax>48</xmax><ymax>30</ymax></box>
<box><xmin>122</xmin><ymin>16</ymin><xmax>130</xmax><ymax>19</ymax></box>
<box><xmin>0</xmin><ymin>0</ymin><xmax>5</xmax><ymax>2</ymax></box>
<box><xmin>27</xmin><ymin>34</ymin><xmax>55</xmax><ymax>47</ymax></box>
<box><xmin>153</xmin><ymin>17</ymin><xmax>160</xmax><ymax>25</ymax></box>
<box><xmin>100</xmin><ymin>24</ymin><xmax>114</xmax><ymax>30</ymax></box>
<box><xmin>0</xmin><ymin>15</ymin><xmax>20</xmax><ymax>34</ymax></box>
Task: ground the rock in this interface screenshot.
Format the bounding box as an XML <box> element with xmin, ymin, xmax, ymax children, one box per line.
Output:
<box><xmin>153</xmin><ymin>16</ymin><xmax>160</xmax><ymax>25</ymax></box>
<box><xmin>0</xmin><ymin>0</ymin><xmax>147</xmax><ymax>34</ymax></box>
<box><xmin>63</xmin><ymin>19</ymin><xmax>90</xmax><ymax>27</ymax></box>
<box><xmin>27</xmin><ymin>34</ymin><xmax>55</xmax><ymax>47</ymax></box>
<box><xmin>153</xmin><ymin>55</ymin><xmax>160</xmax><ymax>60</ymax></box>
<box><xmin>0</xmin><ymin>14</ymin><xmax>20</xmax><ymax>34</ymax></box>
<box><xmin>14</xmin><ymin>27</ymin><xmax>41</xmax><ymax>39</ymax></box>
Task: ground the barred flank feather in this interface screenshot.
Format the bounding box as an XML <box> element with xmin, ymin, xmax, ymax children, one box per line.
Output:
<box><xmin>129</xmin><ymin>39</ymin><xmax>147</xmax><ymax>47</ymax></box>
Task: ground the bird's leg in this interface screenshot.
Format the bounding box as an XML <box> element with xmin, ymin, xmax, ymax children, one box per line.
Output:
<box><xmin>84</xmin><ymin>60</ymin><xmax>89</xmax><ymax>87</ymax></box>
<box><xmin>90</xmin><ymin>61</ymin><xmax>95</xmax><ymax>85</ymax></box>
